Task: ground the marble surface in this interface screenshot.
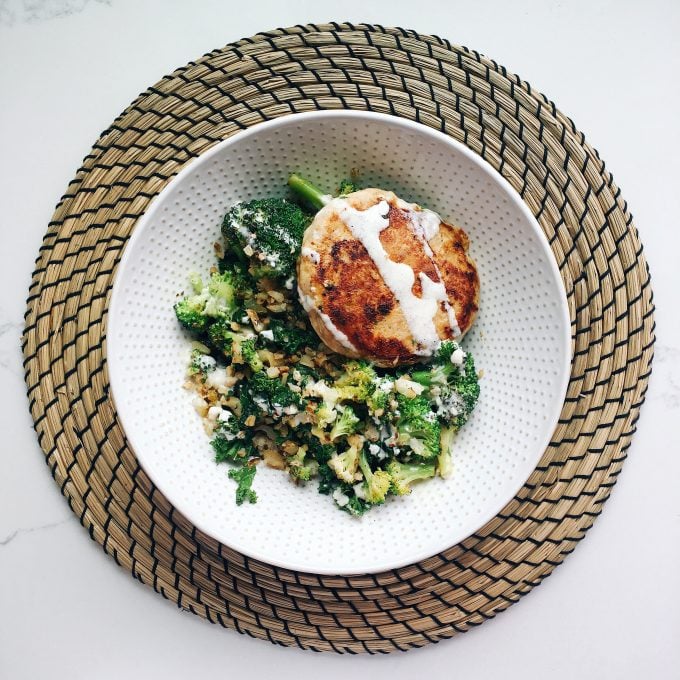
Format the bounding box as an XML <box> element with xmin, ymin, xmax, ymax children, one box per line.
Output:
<box><xmin>1</xmin><ymin>1</ymin><xmax>678</xmax><ymax>678</ymax></box>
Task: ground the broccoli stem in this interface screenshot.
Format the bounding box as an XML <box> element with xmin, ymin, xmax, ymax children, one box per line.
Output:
<box><xmin>288</xmin><ymin>174</ymin><xmax>332</xmax><ymax>211</ymax></box>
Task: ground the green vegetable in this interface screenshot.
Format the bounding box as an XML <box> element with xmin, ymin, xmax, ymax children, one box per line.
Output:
<box><xmin>228</xmin><ymin>465</ymin><xmax>258</xmax><ymax>505</ymax></box>
<box><xmin>387</xmin><ymin>460</ymin><xmax>436</xmax><ymax>495</ymax></box>
<box><xmin>222</xmin><ymin>198</ymin><xmax>311</xmax><ymax>280</ymax></box>
<box><xmin>357</xmin><ymin>451</ymin><xmax>391</xmax><ymax>504</ymax></box>
<box><xmin>437</xmin><ymin>427</ymin><xmax>455</xmax><ymax>479</ymax></box>
<box><xmin>395</xmin><ymin>394</ymin><xmax>441</xmax><ymax>459</ymax></box>
<box><xmin>287</xmin><ymin>446</ymin><xmax>319</xmax><ymax>482</ymax></box>
<box><xmin>327</xmin><ymin>444</ymin><xmax>360</xmax><ymax>483</ymax></box>
<box><xmin>411</xmin><ymin>341</ymin><xmax>480</xmax><ymax>429</ymax></box>
<box><xmin>329</xmin><ymin>405</ymin><xmax>360</xmax><ymax>441</ymax></box>
<box><xmin>174</xmin><ymin>271</ymin><xmax>247</xmax><ymax>333</ymax></box>
<box><xmin>267</xmin><ymin>319</ymin><xmax>317</xmax><ymax>354</ymax></box>
<box><xmin>206</xmin><ymin>320</ymin><xmax>258</xmax><ymax>367</ymax></box>
<box><xmin>238</xmin><ymin>387</ymin><xmax>259</xmax><ymax>427</ymax></box>
<box><xmin>176</xmin><ymin>181</ymin><xmax>482</xmax><ymax>515</ymax></box>
<box><xmin>240</xmin><ymin>338</ymin><xmax>263</xmax><ymax>372</ymax></box>
<box><xmin>333</xmin><ymin>360</ymin><xmax>377</xmax><ymax>403</ymax></box>
<box><xmin>366</xmin><ymin>379</ymin><xmax>391</xmax><ymax>415</ymax></box>
<box><xmin>288</xmin><ymin>173</ymin><xmax>329</xmax><ymax>211</ymax></box>
<box><xmin>338</xmin><ymin>178</ymin><xmax>359</xmax><ymax>195</ymax></box>
<box><xmin>248</xmin><ymin>372</ymin><xmax>301</xmax><ymax>409</ymax></box>
<box><xmin>344</xmin><ymin>494</ymin><xmax>369</xmax><ymax>517</ymax></box>
<box><xmin>188</xmin><ymin>347</ymin><xmax>215</xmax><ymax>379</ymax></box>
<box><xmin>211</xmin><ymin>417</ymin><xmax>246</xmax><ymax>463</ymax></box>
<box><xmin>316</xmin><ymin>402</ymin><xmax>337</xmax><ymax>429</ymax></box>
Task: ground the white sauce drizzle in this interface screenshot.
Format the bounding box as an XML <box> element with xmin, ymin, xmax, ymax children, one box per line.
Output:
<box><xmin>408</xmin><ymin>208</ymin><xmax>461</xmax><ymax>337</ymax></box>
<box><xmin>336</xmin><ymin>198</ymin><xmax>451</xmax><ymax>355</ymax></box>
<box><xmin>298</xmin><ymin>287</ymin><xmax>358</xmax><ymax>352</ymax></box>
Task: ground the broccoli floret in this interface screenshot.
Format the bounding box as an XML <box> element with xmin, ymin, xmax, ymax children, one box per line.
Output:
<box><xmin>248</xmin><ymin>372</ymin><xmax>301</xmax><ymax>409</ymax></box>
<box><xmin>222</xmin><ymin>198</ymin><xmax>310</xmax><ymax>280</ymax></box>
<box><xmin>188</xmin><ymin>348</ymin><xmax>216</xmax><ymax>379</ymax></box>
<box><xmin>327</xmin><ymin>444</ymin><xmax>360</xmax><ymax>483</ymax></box>
<box><xmin>174</xmin><ymin>297</ymin><xmax>209</xmax><ymax>333</ymax></box>
<box><xmin>437</xmin><ymin>427</ymin><xmax>455</xmax><ymax>479</ymax></box>
<box><xmin>449</xmin><ymin>352</ymin><xmax>480</xmax><ymax>429</ymax></box>
<box><xmin>240</xmin><ymin>338</ymin><xmax>263</xmax><ymax>372</ymax></box>
<box><xmin>315</xmin><ymin>402</ymin><xmax>337</xmax><ymax>429</ymax></box>
<box><xmin>333</xmin><ymin>360</ymin><xmax>377</xmax><ymax>403</ymax></box>
<box><xmin>411</xmin><ymin>341</ymin><xmax>480</xmax><ymax>431</ymax></box>
<box><xmin>329</xmin><ymin>405</ymin><xmax>360</xmax><ymax>441</ymax></box>
<box><xmin>338</xmin><ymin>179</ymin><xmax>358</xmax><ymax>195</ymax></box>
<box><xmin>411</xmin><ymin>341</ymin><xmax>464</xmax><ymax>386</ymax></box>
<box><xmin>287</xmin><ymin>446</ymin><xmax>318</xmax><ymax>482</ymax></box>
<box><xmin>366</xmin><ymin>377</ymin><xmax>393</xmax><ymax>416</ymax></box>
<box><xmin>266</xmin><ymin>319</ymin><xmax>317</xmax><ymax>354</ymax></box>
<box><xmin>228</xmin><ymin>465</ymin><xmax>258</xmax><ymax>505</ymax></box>
<box><xmin>174</xmin><ymin>271</ymin><xmax>245</xmax><ymax>333</ymax></box>
<box><xmin>395</xmin><ymin>394</ymin><xmax>441</xmax><ymax>459</ymax></box>
<box><xmin>357</xmin><ymin>451</ymin><xmax>391</xmax><ymax>504</ymax></box>
<box><xmin>387</xmin><ymin>460</ymin><xmax>436</xmax><ymax>495</ymax></box>
<box><xmin>343</xmin><ymin>493</ymin><xmax>369</xmax><ymax>517</ymax></box>
<box><xmin>206</xmin><ymin>318</ymin><xmax>235</xmax><ymax>353</ymax></box>
<box><xmin>206</xmin><ymin>319</ymin><xmax>257</xmax><ymax>365</ymax></box>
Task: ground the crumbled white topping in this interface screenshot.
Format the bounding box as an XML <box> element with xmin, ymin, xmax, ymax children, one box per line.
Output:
<box><xmin>373</xmin><ymin>377</ymin><xmax>394</xmax><ymax>393</ymax></box>
<box><xmin>253</xmin><ymin>395</ymin><xmax>269</xmax><ymax>412</ymax></box>
<box><xmin>450</xmin><ymin>347</ymin><xmax>466</xmax><ymax>366</ymax></box>
<box><xmin>207</xmin><ymin>406</ymin><xmax>222</xmax><ymax>421</ymax></box>
<box><xmin>305</xmin><ymin>380</ymin><xmax>340</xmax><ymax>408</ymax></box>
<box><xmin>332</xmin><ymin>487</ymin><xmax>350</xmax><ymax>507</ymax></box>
<box><xmin>368</xmin><ymin>443</ymin><xmax>388</xmax><ymax>461</ymax></box>
<box><xmin>192</xmin><ymin>353</ymin><xmax>216</xmax><ymax>373</ymax></box>
<box><xmin>436</xmin><ymin>392</ymin><xmax>463</xmax><ymax>419</ymax></box>
<box><xmin>394</xmin><ymin>377</ymin><xmax>425</xmax><ymax>398</ymax></box>
<box><xmin>217</xmin><ymin>409</ymin><xmax>232</xmax><ymax>423</ymax></box>
<box><xmin>206</xmin><ymin>367</ymin><xmax>229</xmax><ymax>391</ymax></box>
<box><xmin>353</xmin><ymin>482</ymin><xmax>367</xmax><ymax>501</ymax></box>
<box><xmin>410</xmin><ymin>437</ymin><xmax>431</xmax><ymax>456</ymax></box>
<box><xmin>260</xmin><ymin>329</ymin><xmax>274</xmax><ymax>341</ymax></box>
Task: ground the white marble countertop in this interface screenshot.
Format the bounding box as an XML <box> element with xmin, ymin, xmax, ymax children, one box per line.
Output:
<box><xmin>1</xmin><ymin>1</ymin><xmax>679</xmax><ymax>678</ymax></box>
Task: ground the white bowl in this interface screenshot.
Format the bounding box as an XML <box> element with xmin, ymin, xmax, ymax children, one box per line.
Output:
<box><xmin>108</xmin><ymin>111</ymin><xmax>571</xmax><ymax>575</ymax></box>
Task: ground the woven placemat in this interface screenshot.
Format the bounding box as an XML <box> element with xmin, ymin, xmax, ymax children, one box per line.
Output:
<box><xmin>22</xmin><ymin>23</ymin><xmax>654</xmax><ymax>653</ymax></box>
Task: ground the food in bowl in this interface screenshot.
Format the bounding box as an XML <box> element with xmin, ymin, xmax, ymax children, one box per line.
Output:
<box><xmin>173</xmin><ymin>174</ymin><xmax>480</xmax><ymax>514</ymax></box>
<box><xmin>291</xmin><ymin>175</ymin><xmax>479</xmax><ymax>365</ymax></box>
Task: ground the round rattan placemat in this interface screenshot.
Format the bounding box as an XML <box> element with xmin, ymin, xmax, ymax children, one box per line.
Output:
<box><xmin>22</xmin><ymin>23</ymin><xmax>654</xmax><ymax>653</ymax></box>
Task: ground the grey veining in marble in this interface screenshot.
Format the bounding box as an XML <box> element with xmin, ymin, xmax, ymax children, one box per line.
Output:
<box><xmin>0</xmin><ymin>517</ymin><xmax>73</xmax><ymax>547</ymax></box>
<box><xmin>650</xmin><ymin>344</ymin><xmax>680</xmax><ymax>410</ymax></box>
<box><xmin>0</xmin><ymin>310</ymin><xmax>23</xmax><ymax>379</ymax></box>
<box><xmin>0</xmin><ymin>0</ymin><xmax>110</xmax><ymax>26</ymax></box>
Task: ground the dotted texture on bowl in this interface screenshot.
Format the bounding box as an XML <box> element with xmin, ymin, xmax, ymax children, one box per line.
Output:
<box><xmin>22</xmin><ymin>23</ymin><xmax>654</xmax><ymax>653</ymax></box>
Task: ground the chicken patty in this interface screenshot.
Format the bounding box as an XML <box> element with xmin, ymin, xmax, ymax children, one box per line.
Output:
<box><xmin>297</xmin><ymin>188</ymin><xmax>479</xmax><ymax>366</ymax></box>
